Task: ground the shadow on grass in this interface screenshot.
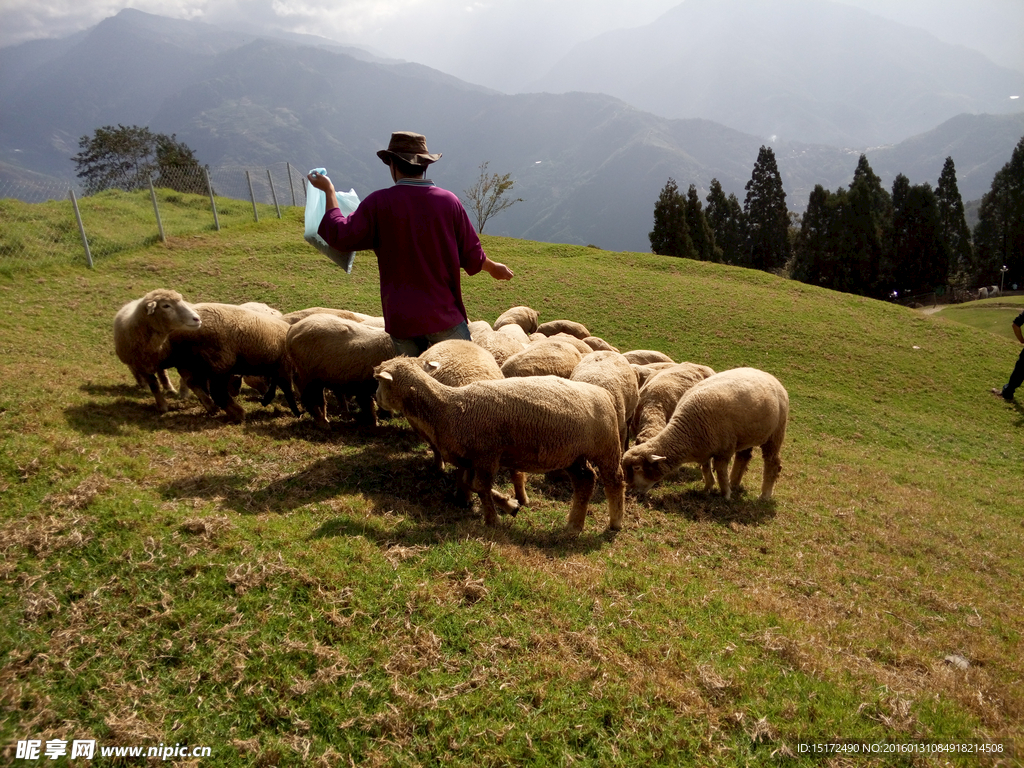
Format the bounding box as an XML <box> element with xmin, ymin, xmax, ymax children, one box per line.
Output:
<box><xmin>633</xmin><ymin>466</ymin><xmax>779</xmax><ymax>527</ymax></box>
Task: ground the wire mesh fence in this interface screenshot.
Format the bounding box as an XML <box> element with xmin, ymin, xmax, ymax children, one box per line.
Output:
<box><xmin>0</xmin><ymin>162</ymin><xmax>310</xmax><ymax>272</ymax></box>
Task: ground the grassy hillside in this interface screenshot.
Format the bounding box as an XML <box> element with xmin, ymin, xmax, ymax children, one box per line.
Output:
<box><xmin>1</xmin><ymin>200</ymin><xmax>1022</xmax><ymax>767</ymax></box>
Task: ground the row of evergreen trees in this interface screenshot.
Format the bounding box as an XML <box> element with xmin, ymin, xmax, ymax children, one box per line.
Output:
<box><xmin>650</xmin><ymin>137</ymin><xmax>1024</xmax><ymax>300</ymax></box>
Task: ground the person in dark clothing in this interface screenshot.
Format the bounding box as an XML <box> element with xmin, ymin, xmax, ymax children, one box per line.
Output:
<box><xmin>991</xmin><ymin>309</ymin><xmax>1024</xmax><ymax>401</ymax></box>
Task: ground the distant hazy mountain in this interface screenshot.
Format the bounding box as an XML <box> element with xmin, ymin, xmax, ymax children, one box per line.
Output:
<box><xmin>0</xmin><ymin>8</ymin><xmax>1021</xmax><ymax>253</ymax></box>
<box><xmin>530</xmin><ymin>0</ymin><xmax>1024</xmax><ymax>148</ymax></box>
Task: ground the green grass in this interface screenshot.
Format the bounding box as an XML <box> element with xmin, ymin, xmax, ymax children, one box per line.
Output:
<box><xmin>1</xmin><ymin>200</ymin><xmax>1023</xmax><ymax>766</ymax></box>
<box><xmin>936</xmin><ymin>297</ymin><xmax>1024</xmax><ymax>341</ymax></box>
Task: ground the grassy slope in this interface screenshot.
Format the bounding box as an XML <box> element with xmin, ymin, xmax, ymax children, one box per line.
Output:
<box><xmin>1</xmin><ymin>202</ymin><xmax>1022</xmax><ymax>767</ymax></box>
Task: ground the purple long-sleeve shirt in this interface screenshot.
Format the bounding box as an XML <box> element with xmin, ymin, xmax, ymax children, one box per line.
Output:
<box><xmin>318</xmin><ymin>179</ymin><xmax>486</xmax><ymax>339</ymax></box>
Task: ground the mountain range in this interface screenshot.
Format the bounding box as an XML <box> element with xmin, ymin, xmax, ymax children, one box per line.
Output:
<box><xmin>1</xmin><ymin>6</ymin><xmax>1021</xmax><ymax>253</ymax></box>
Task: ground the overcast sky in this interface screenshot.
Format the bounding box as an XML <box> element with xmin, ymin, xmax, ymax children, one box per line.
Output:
<box><xmin>2</xmin><ymin>0</ymin><xmax>1022</xmax><ymax>91</ymax></box>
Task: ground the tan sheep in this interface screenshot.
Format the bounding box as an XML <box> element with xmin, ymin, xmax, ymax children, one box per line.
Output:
<box><xmin>622</xmin><ymin>367</ymin><xmax>788</xmax><ymax>501</ymax></box>
<box><xmin>285</xmin><ymin>313</ymin><xmax>396</xmax><ymax>428</ymax></box>
<box><xmin>544</xmin><ymin>332</ymin><xmax>593</xmax><ymax>355</ymax></box>
<box><xmin>570</xmin><ymin>351</ymin><xmax>640</xmax><ymax>450</ymax></box>
<box><xmin>470</xmin><ymin>328</ymin><xmax>526</xmax><ymax>366</ymax></box>
<box><xmin>493</xmin><ymin>305</ymin><xmax>540</xmax><ymax>335</ymax></box>
<box><xmin>583</xmin><ymin>336</ymin><xmax>619</xmax><ymax>353</ymax></box>
<box><xmin>630</xmin><ymin>363</ymin><xmax>716</xmax><ymax>445</ymax></box>
<box><xmin>163</xmin><ymin>303</ymin><xmax>299</xmax><ymax>423</ymax></box>
<box><xmin>283</xmin><ymin>307</ymin><xmax>364</xmax><ymax>324</ymax></box>
<box><xmin>501</xmin><ymin>339</ymin><xmax>582</xmax><ymax>378</ymax></box>
<box><xmin>374</xmin><ymin>357</ymin><xmax>626</xmax><ymax>533</ymax></box>
<box><xmin>536</xmin><ymin>319</ymin><xmax>591</xmax><ymax>339</ymax></box>
<box><xmin>622</xmin><ymin>349</ymin><xmax>675</xmax><ymax>365</ymax></box>
<box><xmin>631</xmin><ymin>361</ymin><xmax>679</xmax><ymax>389</ymax></box>
<box><xmin>113</xmin><ymin>289</ymin><xmax>202</xmax><ymax>412</ymax></box>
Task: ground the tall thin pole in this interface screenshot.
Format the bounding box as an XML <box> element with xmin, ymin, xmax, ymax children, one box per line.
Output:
<box><xmin>69</xmin><ymin>189</ymin><xmax>93</xmax><ymax>268</ymax></box>
<box><xmin>287</xmin><ymin>162</ymin><xmax>297</xmax><ymax>207</ymax></box>
<box><xmin>204</xmin><ymin>167</ymin><xmax>220</xmax><ymax>231</ymax></box>
<box><xmin>268</xmin><ymin>169</ymin><xmax>281</xmax><ymax>218</ymax></box>
<box><xmin>246</xmin><ymin>170</ymin><xmax>259</xmax><ymax>222</ymax></box>
<box><xmin>149</xmin><ymin>175</ymin><xmax>165</xmax><ymax>242</ymax></box>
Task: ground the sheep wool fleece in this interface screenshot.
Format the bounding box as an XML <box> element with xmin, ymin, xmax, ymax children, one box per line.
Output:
<box><xmin>318</xmin><ymin>179</ymin><xmax>486</xmax><ymax>339</ymax></box>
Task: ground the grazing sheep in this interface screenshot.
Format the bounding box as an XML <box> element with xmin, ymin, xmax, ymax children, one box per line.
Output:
<box><xmin>471</xmin><ymin>328</ymin><xmax>526</xmax><ymax>366</ymax></box>
<box><xmin>283</xmin><ymin>307</ymin><xmax>364</xmax><ymax>324</ymax></box>
<box><xmin>501</xmin><ymin>339</ymin><xmax>582</xmax><ymax>379</ymax></box>
<box><xmin>988</xmin><ymin>285</ymin><xmax>1000</xmax><ymax>298</ymax></box>
<box><xmin>622</xmin><ymin>367</ymin><xmax>788</xmax><ymax>501</ymax></box>
<box><xmin>113</xmin><ymin>289</ymin><xmax>202</xmax><ymax>412</ymax></box>
<box><xmin>286</xmin><ymin>314</ymin><xmax>396</xmax><ymax>427</ymax></box>
<box><xmin>496</xmin><ymin>323</ymin><xmax>532</xmax><ymax>345</ymax></box>
<box><xmin>162</xmin><ymin>303</ymin><xmax>300</xmax><ymax>423</ymax></box>
<box><xmin>977</xmin><ymin>287</ymin><xmax>989</xmax><ymax>300</ymax></box>
<box><xmin>545</xmin><ymin>332</ymin><xmax>593</xmax><ymax>355</ymax></box>
<box><xmin>570</xmin><ymin>351</ymin><xmax>640</xmax><ymax>449</ymax></box>
<box><xmin>467</xmin><ymin>320</ymin><xmax>493</xmax><ymax>337</ymax></box>
<box><xmin>373</xmin><ymin>357</ymin><xmax>626</xmax><ymax>533</ymax></box>
<box><xmin>583</xmin><ymin>336</ymin><xmax>619</xmax><ymax>353</ymax></box>
<box><xmin>239</xmin><ymin>301</ymin><xmax>283</xmax><ymax>317</ymax></box>
<box><xmin>630</xmin><ymin>363</ymin><xmax>716</xmax><ymax>445</ymax></box>
<box><xmin>623</xmin><ymin>349</ymin><xmax>675</xmax><ymax>365</ymax></box>
<box><xmin>493</xmin><ymin>305</ymin><xmax>540</xmax><ymax>335</ymax></box>
<box><xmin>536</xmin><ymin>319</ymin><xmax>591</xmax><ymax>340</ymax></box>
<box><xmin>631</xmin><ymin>361</ymin><xmax>679</xmax><ymax>389</ymax></box>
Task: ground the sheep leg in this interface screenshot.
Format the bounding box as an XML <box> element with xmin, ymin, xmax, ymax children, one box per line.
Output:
<box><xmin>565</xmin><ymin>458</ymin><xmax>596</xmax><ymax>534</ymax></box>
<box><xmin>700</xmin><ymin>461</ymin><xmax>715</xmax><ymax>492</ymax></box>
<box><xmin>266</xmin><ymin>375</ymin><xmax>301</xmax><ymax>417</ymax></box>
<box><xmin>463</xmin><ymin>468</ymin><xmax>519</xmax><ymax>516</ymax></box>
<box><xmin>209</xmin><ymin>375</ymin><xmax>245</xmax><ymax>423</ymax></box>
<box><xmin>156</xmin><ymin>369</ymin><xmax>178</xmax><ymax>396</ymax></box>
<box><xmin>469</xmin><ymin>467</ymin><xmax>500</xmax><ymax>526</ymax></box>
<box><xmin>729</xmin><ymin>448</ymin><xmax>754</xmax><ymax>494</ymax></box>
<box><xmin>511</xmin><ymin>470</ymin><xmax>529</xmax><ymax>507</ymax></box>
<box><xmin>179</xmin><ymin>370</ymin><xmax>218</xmax><ymax>415</ymax></box>
<box><xmin>713</xmin><ymin>455</ymin><xmax>732</xmax><ymax>500</ymax></box>
<box><xmin>143</xmin><ymin>372</ymin><xmax>170</xmax><ymax>413</ymax></box>
<box><xmin>760</xmin><ymin>442</ymin><xmax>783</xmax><ymax>500</ymax></box>
<box><xmin>597</xmin><ymin>462</ymin><xmax>626</xmax><ymax>531</ymax></box>
<box><xmin>301</xmin><ymin>383</ymin><xmax>329</xmax><ymax>427</ymax></box>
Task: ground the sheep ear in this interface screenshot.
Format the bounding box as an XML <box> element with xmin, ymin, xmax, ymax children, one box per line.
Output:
<box><xmin>427</xmin><ymin>361</ymin><xmax>441</xmax><ymax>371</ymax></box>
<box><xmin>650</xmin><ymin>454</ymin><xmax>667</xmax><ymax>463</ymax></box>
<box><xmin>375</xmin><ymin>371</ymin><xmax>393</xmax><ymax>382</ymax></box>
<box><xmin>145</xmin><ymin>300</ymin><xmax>158</xmax><ymax>315</ymax></box>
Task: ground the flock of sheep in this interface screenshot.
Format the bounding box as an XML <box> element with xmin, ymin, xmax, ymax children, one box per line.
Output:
<box><xmin>113</xmin><ymin>289</ymin><xmax>789</xmax><ymax>533</ymax></box>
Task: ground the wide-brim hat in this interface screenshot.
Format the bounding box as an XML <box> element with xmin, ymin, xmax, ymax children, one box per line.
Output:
<box><xmin>376</xmin><ymin>131</ymin><xmax>442</xmax><ymax>167</ymax></box>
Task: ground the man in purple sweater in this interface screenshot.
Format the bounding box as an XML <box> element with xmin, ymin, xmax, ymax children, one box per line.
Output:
<box><xmin>307</xmin><ymin>131</ymin><xmax>514</xmax><ymax>356</ymax></box>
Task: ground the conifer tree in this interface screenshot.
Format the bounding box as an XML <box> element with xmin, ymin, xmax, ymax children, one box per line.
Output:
<box><xmin>935</xmin><ymin>156</ymin><xmax>973</xmax><ymax>279</ymax></box>
<box><xmin>890</xmin><ymin>176</ymin><xmax>949</xmax><ymax>295</ymax></box>
<box><xmin>742</xmin><ymin>146</ymin><xmax>790</xmax><ymax>272</ymax></box>
<box><xmin>685</xmin><ymin>184</ymin><xmax>721</xmax><ymax>262</ymax></box>
<box><xmin>705</xmin><ymin>178</ymin><xmax>745</xmax><ymax>265</ymax></box>
<box><xmin>649</xmin><ymin>178</ymin><xmax>695</xmax><ymax>258</ymax></box>
<box><xmin>973</xmin><ymin>136</ymin><xmax>1024</xmax><ymax>288</ymax></box>
<box><xmin>846</xmin><ymin>154</ymin><xmax>892</xmax><ymax>296</ymax></box>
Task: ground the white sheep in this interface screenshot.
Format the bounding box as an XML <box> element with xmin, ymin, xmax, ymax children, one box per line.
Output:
<box><xmin>467</xmin><ymin>319</ymin><xmax>493</xmax><ymax>337</ymax></box>
<box><xmin>621</xmin><ymin>367</ymin><xmax>788</xmax><ymax>501</ymax></box>
<box><xmin>373</xmin><ymin>356</ymin><xmax>626</xmax><ymax>533</ymax></box>
<box><xmin>583</xmin><ymin>336</ymin><xmax>619</xmax><ymax>353</ymax></box>
<box><xmin>536</xmin><ymin>319</ymin><xmax>591</xmax><ymax>340</ymax></box>
<box><xmin>470</xmin><ymin>327</ymin><xmax>526</xmax><ymax>366</ymax></box>
<box><xmin>501</xmin><ymin>339</ymin><xmax>582</xmax><ymax>378</ymax></box>
<box><xmin>544</xmin><ymin>332</ymin><xmax>594</xmax><ymax>355</ymax></box>
<box><xmin>630</xmin><ymin>363</ymin><xmax>717</xmax><ymax>445</ymax></box>
<box><xmin>283</xmin><ymin>307</ymin><xmax>364</xmax><ymax>324</ymax></box>
<box><xmin>570</xmin><ymin>350</ymin><xmax>640</xmax><ymax>449</ymax></box>
<box><xmin>493</xmin><ymin>305</ymin><xmax>540</xmax><ymax>335</ymax></box>
<box><xmin>496</xmin><ymin>323</ymin><xmax>532</xmax><ymax>345</ymax></box>
<box><xmin>285</xmin><ymin>313</ymin><xmax>396</xmax><ymax>427</ymax></box>
<box><xmin>988</xmin><ymin>285</ymin><xmax>1000</xmax><ymax>298</ymax></box>
<box><xmin>977</xmin><ymin>287</ymin><xmax>989</xmax><ymax>300</ymax></box>
<box><xmin>623</xmin><ymin>349</ymin><xmax>675</xmax><ymax>365</ymax></box>
<box><xmin>162</xmin><ymin>303</ymin><xmax>300</xmax><ymax>423</ymax></box>
<box><xmin>113</xmin><ymin>289</ymin><xmax>202</xmax><ymax>412</ymax></box>
<box><xmin>631</xmin><ymin>361</ymin><xmax>680</xmax><ymax>389</ymax></box>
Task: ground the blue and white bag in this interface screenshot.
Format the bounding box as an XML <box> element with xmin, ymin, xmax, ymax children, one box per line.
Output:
<box><xmin>304</xmin><ymin>168</ymin><xmax>361</xmax><ymax>273</ymax></box>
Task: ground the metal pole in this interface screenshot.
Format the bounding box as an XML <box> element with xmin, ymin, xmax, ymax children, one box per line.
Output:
<box><xmin>246</xmin><ymin>170</ymin><xmax>259</xmax><ymax>222</ymax></box>
<box><xmin>268</xmin><ymin>169</ymin><xmax>281</xmax><ymax>218</ymax></box>
<box><xmin>149</xmin><ymin>175</ymin><xmax>165</xmax><ymax>242</ymax></box>
<box><xmin>204</xmin><ymin>167</ymin><xmax>220</xmax><ymax>231</ymax></box>
<box><xmin>287</xmin><ymin>162</ymin><xmax>296</xmax><ymax>207</ymax></box>
<box><xmin>69</xmin><ymin>189</ymin><xmax>93</xmax><ymax>269</ymax></box>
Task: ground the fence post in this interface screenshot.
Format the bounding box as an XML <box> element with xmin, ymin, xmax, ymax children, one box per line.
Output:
<box><xmin>68</xmin><ymin>189</ymin><xmax>93</xmax><ymax>269</ymax></box>
<box><xmin>149</xmin><ymin>175</ymin><xmax>166</xmax><ymax>242</ymax></box>
<box><xmin>204</xmin><ymin>167</ymin><xmax>220</xmax><ymax>231</ymax></box>
<box><xmin>246</xmin><ymin>170</ymin><xmax>259</xmax><ymax>222</ymax></box>
<box><xmin>267</xmin><ymin>169</ymin><xmax>281</xmax><ymax>218</ymax></box>
<box><xmin>287</xmin><ymin>162</ymin><xmax>297</xmax><ymax>207</ymax></box>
